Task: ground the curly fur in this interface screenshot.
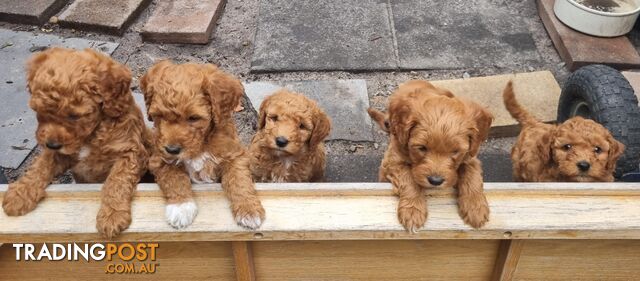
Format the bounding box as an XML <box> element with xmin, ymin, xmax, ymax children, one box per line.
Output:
<box><xmin>368</xmin><ymin>80</ymin><xmax>493</xmax><ymax>232</ymax></box>
<box><xmin>1</xmin><ymin>47</ymin><xmax>149</xmax><ymax>238</ymax></box>
<box><xmin>140</xmin><ymin>61</ymin><xmax>265</xmax><ymax>230</ymax></box>
<box><xmin>249</xmin><ymin>90</ymin><xmax>331</xmax><ymax>182</ymax></box>
<box><xmin>503</xmin><ymin>81</ymin><xmax>624</xmax><ymax>182</ymax></box>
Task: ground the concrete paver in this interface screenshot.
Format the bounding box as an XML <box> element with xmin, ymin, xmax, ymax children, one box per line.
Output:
<box><xmin>58</xmin><ymin>0</ymin><xmax>152</xmax><ymax>35</ymax></box>
<box><xmin>244</xmin><ymin>79</ymin><xmax>374</xmax><ymax>142</ymax></box>
<box><xmin>0</xmin><ymin>0</ymin><xmax>68</xmax><ymax>24</ymax></box>
<box><xmin>141</xmin><ymin>0</ymin><xmax>226</xmax><ymax>44</ymax></box>
<box><xmin>0</xmin><ymin>29</ymin><xmax>119</xmax><ymax>169</ymax></box>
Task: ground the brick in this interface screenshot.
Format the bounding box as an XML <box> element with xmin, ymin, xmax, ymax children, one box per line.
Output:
<box><xmin>0</xmin><ymin>0</ymin><xmax>68</xmax><ymax>24</ymax></box>
<box><xmin>538</xmin><ymin>0</ymin><xmax>640</xmax><ymax>71</ymax></box>
<box><xmin>141</xmin><ymin>0</ymin><xmax>226</xmax><ymax>44</ymax></box>
<box><xmin>432</xmin><ymin>71</ymin><xmax>561</xmax><ymax>137</ymax></box>
<box><xmin>58</xmin><ymin>0</ymin><xmax>152</xmax><ymax>35</ymax></box>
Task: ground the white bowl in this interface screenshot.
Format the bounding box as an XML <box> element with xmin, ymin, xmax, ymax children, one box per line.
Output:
<box><xmin>554</xmin><ymin>0</ymin><xmax>640</xmax><ymax>37</ymax></box>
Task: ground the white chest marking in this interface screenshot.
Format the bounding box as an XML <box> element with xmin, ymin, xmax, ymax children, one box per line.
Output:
<box><xmin>78</xmin><ymin>146</ymin><xmax>91</xmax><ymax>160</ymax></box>
<box><xmin>183</xmin><ymin>152</ymin><xmax>220</xmax><ymax>184</ymax></box>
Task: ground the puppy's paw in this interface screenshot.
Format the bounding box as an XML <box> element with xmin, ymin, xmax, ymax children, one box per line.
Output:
<box><xmin>233</xmin><ymin>199</ymin><xmax>266</xmax><ymax>230</ymax></box>
<box><xmin>397</xmin><ymin>205</ymin><xmax>427</xmax><ymax>234</ymax></box>
<box><xmin>96</xmin><ymin>206</ymin><xmax>132</xmax><ymax>238</ymax></box>
<box><xmin>458</xmin><ymin>194</ymin><xmax>490</xmax><ymax>229</ymax></box>
<box><xmin>2</xmin><ymin>184</ymin><xmax>42</xmax><ymax>216</ymax></box>
<box><xmin>165</xmin><ymin>201</ymin><xmax>198</xmax><ymax>229</ymax></box>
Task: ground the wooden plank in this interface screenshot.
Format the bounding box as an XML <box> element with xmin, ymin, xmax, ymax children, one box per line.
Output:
<box><xmin>1</xmin><ymin>183</ymin><xmax>640</xmax><ymax>242</ymax></box>
<box><xmin>253</xmin><ymin>240</ymin><xmax>499</xmax><ymax>281</ymax></box>
<box><xmin>0</xmin><ymin>242</ymin><xmax>236</xmax><ymax>280</ymax></box>
<box><xmin>491</xmin><ymin>240</ymin><xmax>525</xmax><ymax>281</ymax></box>
<box><xmin>514</xmin><ymin>240</ymin><xmax>640</xmax><ymax>280</ymax></box>
<box><xmin>231</xmin><ymin>241</ymin><xmax>256</xmax><ymax>281</ymax></box>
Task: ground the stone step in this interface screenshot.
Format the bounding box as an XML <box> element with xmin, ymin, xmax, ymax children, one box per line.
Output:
<box><xmin>58</xmin><ymin>0</ymin><xmax>152</xmax><ymax>35</ymax></box>
<box><xmin>141</xmin><ymin>0</ymin><xmax>226</xmax><ymax>44</ymax></box>
<box><xmin>538</xmin><ymin>0</ymin><xmax>640</xmax><ymax>71</ymax></box>
<box><xmin>0</xmin><ymin>0</ymin><xmax>68</xmax><ymax>24</ymax></box>
<box><xmin>0</xmin><ymin>29</ymin><xmax>119</xmax><ymax>169</ymax></box>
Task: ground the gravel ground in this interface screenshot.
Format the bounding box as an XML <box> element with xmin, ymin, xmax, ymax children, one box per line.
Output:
<box><xmin>1</xmin><ymin>0</ymin><xmax>570</xmax><ymax>182</ymax></box>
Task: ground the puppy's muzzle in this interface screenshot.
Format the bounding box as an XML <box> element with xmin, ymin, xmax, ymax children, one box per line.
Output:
<box><xmin>576</xmin><ymin>161</ymin><xmax>591</xmax><ymax>172</ymax></box>
<box><xmin>164</xmin><ymin>145</ymin><xmax>182</xmax><ymax>155</ymax></box>
<box><xmin>45</xmin><ymin>141</ymin><xmax>63</xmax><ymax>150</ymax></box>
<box><xmin>427</xmin><ymin>175</ymin><xmax>444</xmax><ymax>186</ymax></box>
<box><xmin>275</xmin><ymin>136</ymin><xmax>289</xmax><ymax>148</ymax></box>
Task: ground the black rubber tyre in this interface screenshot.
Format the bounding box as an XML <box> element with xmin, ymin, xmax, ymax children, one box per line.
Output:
<box><xmin>0</xmin><ymin>171</ymin><xmax>7</xmax><ymax>184</ymax></box>
<box><xmin>558</xmin><ymin>64</ymin><xmax>640</xmax><ymax>177</ymax></box>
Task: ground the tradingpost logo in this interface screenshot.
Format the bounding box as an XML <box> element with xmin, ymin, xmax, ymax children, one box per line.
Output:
<box><xmin>12</xmin><ymin>243</ymin><xmax>160</xmax><ymax>274</ymax></box>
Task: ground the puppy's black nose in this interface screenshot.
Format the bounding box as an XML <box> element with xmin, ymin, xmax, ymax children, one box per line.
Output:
<box><xmin>577</xmin><ymin>161</ymin><xmax>591</xmax><ymax>172</ymax></box>
<box><xmin>427</xmin><ymin>176</ymin><xmax>444</xmax><ymax>186</ymax></box>
<box><xmin>164</xmin><ymin>145</ymin><xmax>182</xmax><ymax>155</ymax></box>
<box><xmin>45</xmin><ymin>141</ymin><xmax>62</xmax><ymax>150</ymax></box>
<box><xmin>275</xmin><ymin>136</ymin><xmax>289</xmax><ymax>148</ymax></box>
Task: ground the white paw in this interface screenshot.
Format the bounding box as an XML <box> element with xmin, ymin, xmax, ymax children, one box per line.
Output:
<box><xmin>236</xmin><ymin>214</ymin><xmax>263</xmax><ymax>230</ymax></box>
<box><xmin>165</xmin><ymin>201</ymin><xmax>198</xmax><ymax>229</ymax></box>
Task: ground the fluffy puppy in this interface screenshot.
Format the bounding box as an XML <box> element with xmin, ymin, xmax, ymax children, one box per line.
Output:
<box><xmin>368</xmin><ymin>80</ymin><xmax>493</xmax><ymax>232</ymax></box>
<box><xmin>249</xmin><ymin>90</ymin><xmax>331</xmax><ymax>182</ymax></box>
<box><xmin>2</xmin><ymin>48</ymin><xmax>148</xmax><ymax>238</ymax></box>
<box><xmin>140</xmin><ymin>61</ymin><xmax>265</xmax><ymax>230</ymax></box>
<box><xmin>503</xmin><ymin>81</ymin><xmax>624</xmax><ymax>182</ymax></box>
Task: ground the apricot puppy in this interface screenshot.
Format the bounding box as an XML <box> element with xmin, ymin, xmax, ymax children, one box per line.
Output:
<box><xmin>369</xmin><ymin>80</ymin><xmax>493</xmax><ymax>232</ymax></box>
<box><xmin>503</xmin><ymin>81</ymin><xmax>624</xmax><ymax>182</ymax></box>
<box><xmin>249</xmin><ymin>90</ymin><xmax>331</xmax><ymax>182</ymax></box>
<box><xmin>140</xmin><ymin>61</ymin><xmax>265</xmax><ymax>229</ymax></box>
<box><xmin>2</xmin><ymin>48</ymin><xmax>149</xmax><ymax>238</ymax></box>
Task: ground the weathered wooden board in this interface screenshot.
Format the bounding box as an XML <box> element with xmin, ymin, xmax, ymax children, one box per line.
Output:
<box><xmin>1</xmin><ymin>183</ymin><xmax>639</xmax><ymax>242</ymax></box>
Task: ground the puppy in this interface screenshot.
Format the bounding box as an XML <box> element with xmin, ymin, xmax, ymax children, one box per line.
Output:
<box><xmin>368</xmin><ymin>80</ymin><xmax>493</xmax><ymax>232</ymax></box>
<box><xmin>249</xmin><ymin>90</ymin><xmax>331</xmax><ymax>182</ymax></box>
<box><xmin>140</xmin><ymin>61</ymin><xmax>265</xmax><ymax>230</ymax></box>
<box><xmin>2</xmin><ymin>48</ymin><xmax>148</xmax><ymax>238</ymax></box>
<box><xmin>503</xmin><ymin>81</ymin><xmax>624</xmax><ymax>182</ymax></box>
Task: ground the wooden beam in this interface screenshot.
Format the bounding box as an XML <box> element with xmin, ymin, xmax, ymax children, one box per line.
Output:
<box><xmin>491</xmin><ymin>240</ymin><xmax>525</xmax><ymax>281</ymax></box>
<box><xmin>232</xmin><ymin>241</ymin><xmax>256</xmax><ymax>281</ymax></box>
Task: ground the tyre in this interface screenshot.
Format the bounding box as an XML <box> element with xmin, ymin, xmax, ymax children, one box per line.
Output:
<box><xmin>558</xmin><ymin>64</ymin><xmax>640</xmax><ymax>177</ymax></box>
<box><xmin>0</xmin><ymin>171</ymin><xmax>6</xmax><ymax>184</ymax></box>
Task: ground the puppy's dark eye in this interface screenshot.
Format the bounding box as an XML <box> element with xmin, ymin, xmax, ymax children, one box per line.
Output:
<box><xmin>563</xmin><ymin>144</ymin><xmax>572</xmax><ymax>151</ymax></box>
<box><xmin>299</xmin><ymin>123</ymin><xmax>305</xmax><ymax>130</ymax></box>
<box><xmin>594</xmin><ymin>146</ymin><xmax>602</xmax><ymax>154</ymax></box>
<box><xmin>269</xmin><ymin>115</ymin><xmax>278</xmax><ymax>122</ymax></box>
<box><xmin>187</xmin><ymin>115</ymin><xmax>202</xmax><ymax>122</ymax></box>
<box><xmin>452</xmin><ymin>150</ymin><xmax>460</xmax><ymax>156</ymax></box>
<box><xmin>67</xmin><ymin>114</ymin><xmax>80</xmax><ymax>121</ymax></box>
<box><xmin>418</xmin><ymin>146</ymin><xmax>428</xmax><ymax>152</ymax></box>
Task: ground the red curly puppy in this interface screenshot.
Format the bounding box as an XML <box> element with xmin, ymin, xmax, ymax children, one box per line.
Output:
<box><xmin>140</xmin><ymin>61</ymin><xmax>265</xmax><ymax>230</ymax></box>
<box><xmin>249</xmin><ymin>90</ymin><xmax>331</xmax><ymax>182</ymax></box>
<box><xmin>2</xmin><ymin>48</ymin><xmax>148</xmax><ymax>238</ymax></box>
<box><xmin>369</xmin><ymin>80</ymin><xmax>493</xmax><ymax>232</ymax></box>
<box><xmin>503</xmin><ymin>81</ymin><xmax>624</xmax><ymax>182</ymax></box>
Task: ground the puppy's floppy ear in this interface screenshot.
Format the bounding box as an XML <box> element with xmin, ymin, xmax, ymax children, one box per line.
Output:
<box><xmin>89</xmin><ymin>49</ymin><xmax>133</xmax><ymax>118</ymax></box>
<box><xmin>140</xmin><ymin>60</ymin><xmax>172</xmax><ymax>122</ymax></box>
<box><xmin>537</xmin><ymin>129</ymin><xmax>555</xmax><ymax>165</ymax></box>
<box><xmin>605</xmin><ymin>135</ymin><xmax>625</xmax><ymax>171</ymax></box>
<box><xmin>465</xmin><ymin>100</ymin><xmax>494</xmax><ymax>157</ymax></box>
<box><xmin>258</xmin><ymin>93</ymin><xmax>274</xmax><ymax>130</ymax></box>
<box><xmin>309</xmin><ymin>107</ymin><xmax>331</xmax><ymax>148</ymax></box>
<box><xmin>367</xmin><ymin>108</ymin><xmax>389</xmax><ymax>133</ymax></box>
<box><xmin>388</xmin><ymin>96</ymin><xmax>416</xmax><ymax>150</ymax></box>
<box><xmin>201</xmin><ymin>64</ymin><xmax>243</xmax><ymax>123</ymax></box>
<box><xmin>25</xmin><ymin>49</ymin><xmax>52</xmax><ymax>87</ymax></box>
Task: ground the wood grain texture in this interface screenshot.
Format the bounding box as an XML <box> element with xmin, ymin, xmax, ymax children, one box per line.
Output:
<box><xmin>252</xmin><ymin>240</ymin><xmax>499</xmax><ymax>281</ymax></box>
<box><xmin>0</xmin><ymin>242</ymin><xmax>236</xmax><ymax>280</ymax></box>
<box><xmin>232</xmin><ymin>241</ymin><xmax>256</xmax><ymax>281</ymax></box>
<box><xmin>1</xmin><ymin>183</ymin><xmax>640</xmax><ymax>242</ymax></box>
<box><xmin>513</xmin><ymin>240</ymin><xmax>640</xmax><ymax>280</ymax></box>
<box><xmin>491</xmin><ymin>240</ymin><xmax>525</xmax><ymax>281</ymax></box>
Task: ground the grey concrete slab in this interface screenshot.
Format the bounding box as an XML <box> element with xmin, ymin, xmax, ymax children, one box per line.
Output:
<box><xmin>58</xmin><ymin>0</ymin><xmax>152</xmax><ymax>35</ymax></box>
<box><xmin>0</xmin><ymin>29</ymin><xmax>118</xmax><ymax>169</ymax></box>
<box><xmin>244</xmin><ymin>79</ymin><xmax>374</xmax><ymax>142</ymax></box>
<box><xmin>0</xmin><ymin>0</ymin><xmax>68</xmax><ymax>24</ymax></box>
<box><xmin>391</xmin><ymin>0</ymin><xmax>542</xmax><ymax>69</ymax></box>
<box><xmin>326</xmin><ymin>154</ymin><xmax>382</xmax><ymax>182</ymax></box>
<box><xmin>251</xmin><ymin>0</ymin><xmax>397</xmax><ymax>72</ymax></box>
<box><xmin>478</xmin><ymin>153</ymin><xmax>513</xmax><ymax>182</ymax></box>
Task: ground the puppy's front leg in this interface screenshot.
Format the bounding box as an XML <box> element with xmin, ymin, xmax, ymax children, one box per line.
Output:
<box><xmin>3</xmin><ymin>150</ymin><xmax>71</xmax><ymax>216</ymax></box>
<box><xmin>222</xmin><ymin>154</ymin><xmax>265</xmax><ymax>230</ymax></box>
<box><xmin>456</xmin><ymin>158</ymin><xmax>490</xmax><ymax>228</ymax></box>
<box><xmin>96</xmin><ymin>153</ymin><xmax>141</xmax><ymax>238</ymax></box>
<box><xmin>390</xmin><ymin>168</ymin><xmax>427</xmax><ymax>233</ymax></box>
<box><xmin>153</xmin><ymin>162</ymin><xmax>197</xmax><ymax>229</ymax></box>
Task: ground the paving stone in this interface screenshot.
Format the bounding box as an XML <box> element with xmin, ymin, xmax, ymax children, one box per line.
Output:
<box><xmin>0</xmin><ymin>29</ymin><xmax>119</xmax><ymax>169</ymax></box>
<box><xmin>391</xmin><ymin>0</ymin><xmax>541</xmax><ymax>69</ymax></box>
<box><xmin>58</xmin><ymin>0</ymin><xmax>152</xmax><ymax>35</ymax></box>
<box><xmin>141</xmin><ymin>0</ymin><xmax>226</xmax><ymax>44</ymax></box>
<box><xmin>538</xmin><ymin>0</ymin><xmax>640</xmax><ymax>71</ymax></box>
<box><xmin>0</xmin><ymin>0</ymin><xmax>68</xmax><ymax>24</ymax></box>
<box><xmin>326</xmin><ymin>154</ymin><xmax>381</xmax><ymax>182</ymax></box>
<box><xmin>431</xmin><ymin>71</ymin><xmax>561</xmax><ymax>137</ymax></box>
<box><xmin>251</xmin><ymin>0</ymin><xmax>397</xmax><ymax>72</ymax></box>
<box><xmin>244</xmin><ymin>79</ymin><xmax>374</xmax><ymax>142</ymax></box>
